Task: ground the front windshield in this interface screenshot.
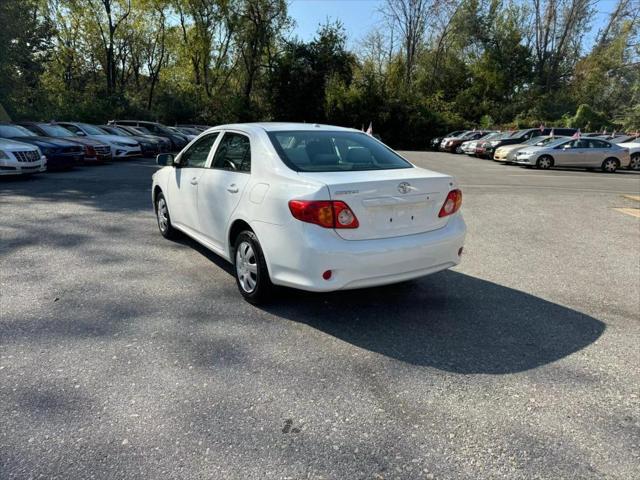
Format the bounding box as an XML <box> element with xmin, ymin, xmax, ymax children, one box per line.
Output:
<box><xmin>0</xmin><ymin>125</ymin><xmax>34</xmax><ymax>137</ymax></box>
<box><xmin>40</xmin><ymin>124</ymin><xmax>74</xmax><ymax>137</ymax></box>
<box><xmin>133</xmin><ymin>126</ymin><xmax>152</xmax><ymax>135</ymax></box>
<box><xmin>540</xmin><ymin>138</ymin><xmax>571</xmax><ymax>149</ymax></box>
<box><xmin>80</xmin><ymin>123</ymin><xmax>107</xmax><ymax>135</ymax></box>
<box><xmin>105</xmin><ymin>126</ymin><xmax>130</xmax><ymax>136</ymax></box>
<box><xmin>511</xmin><ymin>129</ymin><xmax>531</xmax><ymax>138</ymax></box>
<box><xmin>269</xmin><ymin>130</ymin><xmax>413</xmax><ymax>172</ymax></box>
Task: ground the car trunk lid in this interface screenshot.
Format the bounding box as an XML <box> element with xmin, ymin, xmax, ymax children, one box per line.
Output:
<box><xmin>298</xmin><ymin>168</ymin><xmax>455</xmax><ymax>240</ymax></box>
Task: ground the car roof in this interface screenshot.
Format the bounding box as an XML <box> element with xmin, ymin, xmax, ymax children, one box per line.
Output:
<box><xmin>206</xmin><ymin>122</ymin><xmax>359</xmax><ymax>134</ymax></box>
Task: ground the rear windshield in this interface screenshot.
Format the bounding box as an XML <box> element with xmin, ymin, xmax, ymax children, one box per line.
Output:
<box><xmin>268</xmin><ymin>130</ymin><xmax>412</xmax><ymax>172</ymax></box>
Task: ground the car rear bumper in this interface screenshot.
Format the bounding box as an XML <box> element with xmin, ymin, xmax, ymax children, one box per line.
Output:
<box><xmin>257</xmin><ymin>214</ymin><xmax>466</xmax><ymax>292</ymax></box>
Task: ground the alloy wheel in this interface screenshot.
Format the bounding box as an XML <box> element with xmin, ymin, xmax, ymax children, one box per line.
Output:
<box><xmin>603</xmin><ymin>159</ymin><xmax>618</xmax><ymax>173</ymax></box>
<box><xmin>630</xmin><ymin>155</ymin><xmax>639</xmax><ymax>171</ymax></box>
<box><xmin>235</xmin><ymin>241</ymin><xmax>258</xmax><ymax>293</ymax></box>
<box><xmin>157</xmin><ymin>198</ymin><xmax>169</xmax><ymax>232</ymax></box>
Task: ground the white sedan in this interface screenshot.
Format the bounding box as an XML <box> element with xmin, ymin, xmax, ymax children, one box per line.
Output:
<box><xmin>151</xmin><ymin>123</ymin><xmax>466</xmax><ymax>303</ymax></box>
<box><xmin>0</xmin><ymin>138</ymin><xmax>46</xmax><ymax>176</ymax></box>
<box><xmin>55</xmin><ymin>122</ymin><xmax>142</xmax><ymax>159</ymax></box>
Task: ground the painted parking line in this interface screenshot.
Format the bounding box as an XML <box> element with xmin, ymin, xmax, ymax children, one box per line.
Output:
<box><xmin>623</xmin><ymin>195</ymin><xmax>640</xmax><ymax>202</ymax></box>
<box><xmin>508</xmin><ymin>174</ymin><xmax>640</xmax><ymax>181</ymax></box>
<box><xmin>613</xmin><ymin>208</ymin><xmax>640</xmax><ymax>218</ymax></box>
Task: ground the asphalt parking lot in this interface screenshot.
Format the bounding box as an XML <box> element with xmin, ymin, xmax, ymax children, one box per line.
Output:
<box><xmin>1</xmin><ymin>153</ymin><xmax>639</xmax><ymax>479</ymax></box>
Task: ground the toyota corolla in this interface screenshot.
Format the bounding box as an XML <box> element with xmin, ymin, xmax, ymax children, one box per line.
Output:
<box><xmin>151</xmin><ymin>123</ymin><xmax>466</xmax><ymax>303</ymax></box>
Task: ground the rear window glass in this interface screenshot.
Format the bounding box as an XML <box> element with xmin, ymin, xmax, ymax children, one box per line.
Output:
<box><xmin>268</xmin><ymin>131</ymin><xmax>412</xmax><ymax>172</ymax></box>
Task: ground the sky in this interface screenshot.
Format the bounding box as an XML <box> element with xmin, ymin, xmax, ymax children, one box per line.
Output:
<box><xmin>288</xmin><ymin>0</ymin><xmax>618</xmax><ymax>50</ymax></box>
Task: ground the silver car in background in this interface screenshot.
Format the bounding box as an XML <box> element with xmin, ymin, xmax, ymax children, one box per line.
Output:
<box><xmin>514</xmin><ymin>137</ymin><xmax>631</xmax><ymax>173</ymax></box>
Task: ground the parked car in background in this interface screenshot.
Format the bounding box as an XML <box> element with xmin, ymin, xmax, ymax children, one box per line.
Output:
<box><xmin>430</xmin><ymin>130</ymin><xmax>464</xmax><ymax>150</ymax></box>
<box><xmin>616</xmin><ymin>137</ymin><xmax>640</xmax><ymax>170</ymax></box>
<box><xmin>0</xmin><ymin>138</ymin><xmax>47</xmax><ymax>176</ymax></box>
<box><xmin>152</xmin><ymin>123</ymin><xmax>466</xmax><ymax>303</ymax></box>
<box><xmin>0</xmin><ymin>124</ymin><xmax>83</xmax><ymax>170</ymax></box>
<box><xmin>177</xmin><ymin>124</ymin><xmax>210</xmax><ymax>132</ymax></box>
<box><xmin>514</xmin><ymin>137</ymin><xmax>630</xmax><ymax>172</ymax></box>
<box><xmin>442</xmin><ymin>131</ymin><xmax>493</xmax><ymax>153</ymax></box>
<box><xmin>113</xmin><ymin>125</ymin><xmax>172</xmax><ymax>152</ymax></box>
<box><xmin>99</xmin><ymin>125</ymin><xmax>163</xmax><ymax>156</ymax></box>
<box><xmin>479</xmin><ymin>127</ymin><xmax>577</xmax><ymax>159</ymax></box>
<box><xmin>18</xmin><ymin>122</ymin><xmax>112</xmax><ymax>164</ymax></box>
<box><xmin>55</xmin><ymin>122</ymin><xmax>142</xmax><ymax>159</ymax></box>
<box><xmin>475</xmin><ymin>132</ymin><xmax>515</xmax><ymax>158</ymax></box>
<box><xmin>461</xmin><ymin>132</ymin><xmax>501</xmax><ymax>155</ymax></box>
<box><xmin>493</xmin><ymin>135</ymin><xmax>569</xmax><ymax>163</ymax></box>
<box><xmin>168</xmin><ymin>126</ymin><xmax>197</xmax><ymax>141</ymax></box>
<box><xmin>112</xmin><ymin>120</ymin><xmax>189</xmax><ymax>151</ymax></box>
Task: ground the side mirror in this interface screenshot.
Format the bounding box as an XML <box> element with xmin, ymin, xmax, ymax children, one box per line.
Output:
<box><xmin>156</xmin><ymin>153</ymin><xmax>175</xmax><ymax>166</ymax></box>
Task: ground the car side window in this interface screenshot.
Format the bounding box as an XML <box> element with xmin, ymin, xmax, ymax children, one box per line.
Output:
<box><xmin>179</xmin><ymin>133</ymin><xmax>219</xmax><ymax>168</ymax></box>
<box><xmin>211</xmin><ymin>133</ymin><xmax>251</xmax><ymax>173</ymax></box>
<box><xmin>589</xmin><ymin>140</ymin><xmax>609</xmax><ymax>148</ymax></box>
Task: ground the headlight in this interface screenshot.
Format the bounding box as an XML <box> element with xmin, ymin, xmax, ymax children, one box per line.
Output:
<box><xmin>0</xmin><ymin>150</ymin><xmax>9</xmax><ymax>159</ymax></box>
<box><xmin>518</xmin><ymin>151</ymin><xmax>531</xmax><ymax>156</ymax></box>
<box><xmin>490</xmin><ymin>141</ymin><xmax>501</xmax><ymax>146</ymax></box>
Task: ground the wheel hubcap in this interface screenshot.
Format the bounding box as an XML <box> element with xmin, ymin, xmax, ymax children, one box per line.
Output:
<box><xmin>631</xmin><ymin>156</ymin><xmax>640</xmax><ymax>170</ymax></box>
<box><xmin>540</xmin><ymin>158</ymin><xmax>550</xmax><ymax>168</ymax></box>
<box><xmin>605</xmin><ymin>160</ymin><xmax>616</xmax><ymax>172</ymax></box>
<box><xmin>235</xmin><ymin>241</ymin><xmax>258</xmax><ymax>293</ymax></box>
<box><xmin>157</xmin><ymin>198</ymin><xmax>168</xmax><ymax>232</ymax></box>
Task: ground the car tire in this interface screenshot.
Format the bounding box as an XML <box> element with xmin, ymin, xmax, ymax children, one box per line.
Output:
<box><xmin>155</xmin><ymin>192</ymin><xmax>179</xmax><ymax>239</ymax></box>
<box><xmin>601</xmin><ymin>157</ymin><xmax>619</xmax><ymax>173</ymax></box>
<box><xmin>629</xmin><ymin>153</ymin><xmax>640</xmax><ymax>171</ymax></box>
<box><xmin>234</xmin><ymin>231</ymin><xmax>273</xmax><ymax>304</ymax></box>
<box><xmin>536</xmin><ymin>155</ymin><xmax>553</xmax><ymax>169</ymax></box>
<box><xmin>455</xmin><ymin>146</ymin><xmax>463</xmax><ymax>154</ymax></box>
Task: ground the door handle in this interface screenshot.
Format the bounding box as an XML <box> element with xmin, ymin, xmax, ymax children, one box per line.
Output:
<box><xmin>227</xmin><ymin>184</ymin><xmax>239</xmax><ymax>193</ymax></box>
<box><xmin>190</xmin><ymin>177</ymin><xmax>198</xmax><ymax>185</ymax></box>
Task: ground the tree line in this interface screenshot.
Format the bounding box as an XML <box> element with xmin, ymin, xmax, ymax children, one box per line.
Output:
<box><xmin>1</xmin><ymin>0</ymin><xmax>638</xmax><ymax>149</ymax></box>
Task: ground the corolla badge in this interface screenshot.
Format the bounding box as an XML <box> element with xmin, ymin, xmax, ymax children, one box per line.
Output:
<box><xmin>397</xmin><ymin>182</ymin><xmax>411</xmax><ymax>194</ymax></box>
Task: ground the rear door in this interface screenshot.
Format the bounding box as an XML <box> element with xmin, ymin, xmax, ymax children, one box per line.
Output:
<box><xmin>300</xmin><ymin>168</ymin><xmax>455</xmax><ymax>241</ymax></box>
<box><xmin>197</xmin><ymin>131</ymin><xmax>252</xmax><ymax>249</ymax></box>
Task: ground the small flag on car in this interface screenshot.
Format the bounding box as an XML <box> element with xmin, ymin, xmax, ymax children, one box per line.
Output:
<box><xmin>572</xmin><ymin>129</ymin><xmax>581</xmax><ymax>139</ymax></box>
<box><xmin>550</xmin><ymin>128</ymin><xmax>555</xmax><ymax>137</ymax></box>
<box><xmin>539</xmin><ymin>124</ymin><xmax>544</xmax><ymax>132</ymax></box>
<box><xmin>366</xmin><ymin>122</ymin><xmax>373</xmax><ymax>136</ymax></box>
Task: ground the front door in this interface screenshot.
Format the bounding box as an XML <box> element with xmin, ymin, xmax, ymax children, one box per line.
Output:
<box><xmin>166</xmin><ymin>132</ymin><xmax>219</xmax><ymax>232</ymax></box>
<box><xmin>197</xmin><ymin>132</ymin><xmax>252</xmax><ymax>251</ymax></box>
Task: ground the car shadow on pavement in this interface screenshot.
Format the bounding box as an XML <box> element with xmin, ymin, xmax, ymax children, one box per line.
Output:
<box><xmin>259</xmin><ymin>270</ymin><xmax>605</xmax><ymax>375</ymax></box>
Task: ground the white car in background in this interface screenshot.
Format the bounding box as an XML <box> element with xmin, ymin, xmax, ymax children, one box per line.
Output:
<box><xmin>494</xmin><ymin>135</ymin><xmax>568</xmax><ymax>163</ymax></box>
<box><xmin>55</xmin><ymin>122</ymin><xmax>142</xmax><ymax>159</ymax></box>
<box><xmin>151</xmin><ymin>123</ymin><xmax>466</xmax><ymax>303</ymax></box>
<box><xmin>0</xmin><ymin>138</ymin><xmax>46</xmax><ymax>176</ymax></box>
<box><xmin>613</xmin><ymin>136</ymin><xmax>640</xmax><ymax>170</ymax></box>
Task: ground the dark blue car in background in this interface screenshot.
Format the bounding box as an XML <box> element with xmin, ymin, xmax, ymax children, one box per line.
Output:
<box><xmin>0</xmin><ymin>124</ymin><xmax>84</xmax><ymax>170</ymax></box>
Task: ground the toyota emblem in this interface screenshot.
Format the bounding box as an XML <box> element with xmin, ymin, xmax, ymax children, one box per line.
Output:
<box><xmin>397</xmin><ymin>182</ymin><xmax>411</xmax><ymax>194</ymax></box>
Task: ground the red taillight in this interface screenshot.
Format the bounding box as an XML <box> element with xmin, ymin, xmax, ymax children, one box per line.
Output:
<box><xmin>438</xmin><ymin>189</ymin><xmax>462</xmax><ymax>218</ymax></box>
<box><xmin>288</xmin><ymin>200</ymin><xmax>359</xmax><ymax>229</ymax></box>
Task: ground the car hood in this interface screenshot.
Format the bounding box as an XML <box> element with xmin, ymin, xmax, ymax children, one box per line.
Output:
<box><xmin>60</xmin><ymin>136</ymin><xmax>109</xmax><ymax>147</ymax></box>
<box><xmin>90</xmin><ymin>134</ymin><xmax>139</xmax><ymax>145</ymax></box>
<box><xmin>497</xmin><ymin>143</ymin><xmax>526</xmax><ymax>152</ymax></box>
<box><xmin>0</xmin><ymin>138</ymin><xmax>40</xmax><ymax>150</ymax></box>
<box><xmin>5</xmin><ymin>136</ymin><xmax>79</xmax><ymax>148</ymax></box>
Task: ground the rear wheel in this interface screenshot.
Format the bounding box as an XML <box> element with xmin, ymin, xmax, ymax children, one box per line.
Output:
<box><xmin>629</xmin><ymin>153</ymin><xmax>640</xmax><ymax>171</ymax></box>
<box><xmin>536</xmin><ymin>155</ymin><xmax>553</xmax><ymax>169</ymax></box>
<box><xmin>234</xmin><ymin>231</ymin><xmax>273</xmax><ymax>304</ymax></box>
<box><xmin>455</xmin><ymin>145</ymin><xmax>463</xmax><ymax>154</ymax></box>
<box><xmin>601</xmin><ymin>157</ymin><xmax>619</xmax><ymax>173</ymax></box>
